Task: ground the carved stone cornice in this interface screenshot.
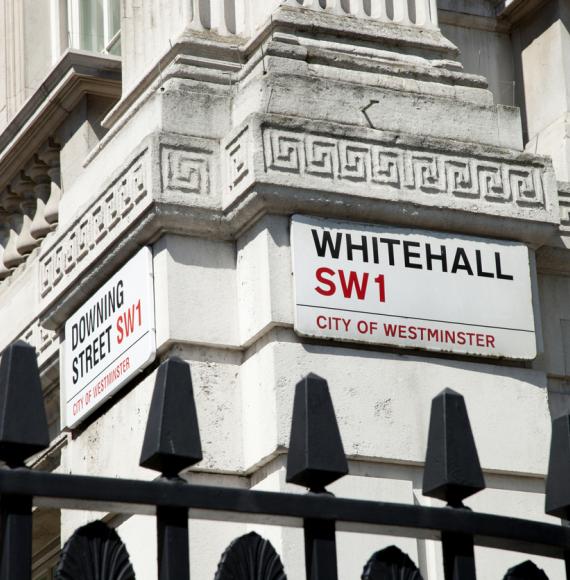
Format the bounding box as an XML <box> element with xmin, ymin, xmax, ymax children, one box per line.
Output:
<box><xmin>0</xmin><ymin>50</ymin><xmax>121</xmax><ymax>195</ymax></box>
<box><xmin>223</xmin><ymin>114</ymin><xmax>559</xmax><ymax>230</ymax></box>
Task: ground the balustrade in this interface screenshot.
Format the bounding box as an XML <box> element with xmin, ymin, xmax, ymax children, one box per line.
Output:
<box><xmin>0</xmin><ymin>141</ymin><xmax>61</xmax><ymax>282</ymax></box>
<box><xmin>187</xmin><ymin>0</ymin><xmax>438</xmax><ymax>36</ymax></box>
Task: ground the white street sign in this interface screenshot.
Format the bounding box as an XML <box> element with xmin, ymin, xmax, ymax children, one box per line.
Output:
<box><xmin>63</xmin><ymin>247</ymin><xmax>156</xmax><ymax>428</ymax></box>
<box><xmin>291</xmin><ymin>215</ymin><xmax>536</xmax><ymax>359</ymax></box>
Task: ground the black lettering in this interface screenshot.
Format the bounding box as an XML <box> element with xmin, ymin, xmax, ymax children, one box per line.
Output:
<box><xmin>72</xmin><ymin>358</ymin><xmax>78</xmax><ymax>384</ymax></box>
<box><xmin>311</xmin><ymin>229</ymin><xmax>342</xmax><ymax>259</ymax></box>
<box><xmin>451</xmin><ymin>247</ymin><xmax>474</xmax><ymax>276</ymax></box>
<box><xmin>72</xmin><ymin>324</ymin><xmax>78</xmax><ymax>349</ymax></box>
<box><xmin>403</xmin><ymin>241</ymin><xmax>422</xmax><ymax>269</ymax></box>
<box><xmin>495</xmin><ymin>252</ymin><xmax>514</xmax><ymax>280</ymax></box>
<box><xmin>346</xmin><ymin>234</ymin><xmax>368</xmax><ymax>262</ymax></box>
<box><xmin>475</xmin><ymin>250</ymin><xmax>494</xmax><ymax>278</ymax></box>
<box><xmin>96</xmin><ymin>301</ymin><xmax>104</xmax><ymax>326</ymax></box>
<box><xmin>117</xmin><ymin>280</ymin><xmax>124</xmax><ymax>308</ymax></box>
<box><xmin>105</xmin><ymin>325</ymin><xmax>112</xmax><ymax>349</ymax></box>
<box><xmin>372</xmin><ymin>237</ymin><xmax>379</xmax><ymax>264</ymax></box>
<box><xmin>78</xmin><ymin>350</ymin><xmax>86</xmax><ymax>378</ymax></box>
<box><xmin>379</xmin><ymin>238</ymin><xmax>401</xmax><ymax>266</ymax></box>
<box><xmin>87</xmin><ymin>308</ymin><xmax>96</xmax><ymax>337</ymax></box>
<box><xmin>426</xmin><ymin>244</ymin><xmax>447</xmax><ymax>272</ymax></box>
<box><xmin>108</xmin><ymin>289</ymin><xmax>115</xmax><ymax>314</ymax></box>
<box><xmin>93</xmin><ymin>336</ymin><xmax>99</xmax><ymax>366</ymax></box>
<box><xmin>85</xmin><ymin>345</ymin><xmax>93</xmax><ymax>373</ymax></box>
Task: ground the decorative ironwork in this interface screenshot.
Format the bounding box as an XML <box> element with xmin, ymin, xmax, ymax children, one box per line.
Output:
<box><xmin>55</xmin><ymin>521</ymin><xmax>136</xmax><ymax>580</ymax></box>
<box><xmin>503</xmin><ymin>560</ymin><xmax>549</xmax><ymax>579</ymax></box>
<box><xmin>362</xmin><ymin>546</ymin><xmax>423</xmax><ymax>580</ymax></box>
<box><xmin>1</xmin><ymin>342</ymin><xmax>570</xmax><ymax>580</ymax></box>
<box><xmin>214</xmin><ymin>532</ymin><xmax>287</xmax><ymax>580</ymax></box>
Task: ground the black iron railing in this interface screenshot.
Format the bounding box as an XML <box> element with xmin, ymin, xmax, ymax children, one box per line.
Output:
<box><xmin>0</xmin><ymin>341</ymin><xmax>569</xmax><ymax>579</ymax></box>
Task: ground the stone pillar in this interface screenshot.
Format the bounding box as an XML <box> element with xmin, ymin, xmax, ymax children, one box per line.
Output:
<box><xmin>512</xmin><ymin>0</ymin><xmax>570</xmax><ymax>181</ymax></box>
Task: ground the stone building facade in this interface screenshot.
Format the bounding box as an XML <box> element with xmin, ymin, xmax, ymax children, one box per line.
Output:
<box><xmin>0</xmin><ymin>0</ymin><xmax>569</xmax><ymax>578</ymax></box>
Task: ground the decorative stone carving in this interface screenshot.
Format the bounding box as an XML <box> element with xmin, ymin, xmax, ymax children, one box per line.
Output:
<box><xmin>13</xmin><ymin>171</ymin><xmax>40</xmax><ymax>256</ymax></box>
<box><xmin>161</xmin><ymin>146</ymin><xmax>211</xmax><ymax>195</ymax></box>
<box><xmin>28</xmin><ymin>156</ymin><xmax>53</xmax><ymax>240</ymax></box>
<box><xmin>261</xmin><ymin>126</ymin><xmax>547</xmax><ymax>209</ymax></box>
<box><xmin>55</xmin><ymin>520</ymin><xmax>136</xmax><ymax>580</ymax></box>
<box><xmin>38</xmin><ymin>140</ymin><xmax>62</xmax><ymax>226</ymax></box>
<box><xmin>362</xmin><ymin>546</ymin><xmax>423</xmax><ymax>579</ymax></box>
<box><xmin>226</xmin><ymin>127</ymin><xmax>250</xmax><ymax>191</ymax></box>
<box><xmin>214</xmin><ymin>532</ymin><xmax>287</xmax><ymax>580</ymax></box>
<box><xmin>39</xmin><ymin>149</ymin><xmax>150</xmax><ymax>300</ymax></box>
<box><xmin>0</xmin><ymin>208</ymin><xmax>12</xmax><ymax>280</ymax></box>
<box><xmin>2</xmin><ymin>185</ymin><xmax>26</xmax><ymax>269</ymax></box>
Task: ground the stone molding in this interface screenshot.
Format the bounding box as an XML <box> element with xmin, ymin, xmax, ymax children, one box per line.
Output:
<box><xmin>158</xmin><ymin>136</ymin><xmax>219</xmax><ymax>203</ymax></box>
<box><xmin>263</xmin><ymin>128</ymin><xmax>546</xmax><ymax>206</ymax></box>
<box><xmin>224</xmin><ymin>115</ymin><xmax>559</xmax><ymax>226</ymax></box>
<box><xmin>39</xmin><ymin>146</ymin><xmax>152</xmax><ymax>304</ymax></box>
<box><xmin>161</xmin><ymin>146</ymin><xmax>211</xmax><ymax>196</ymax></box>
<box><xmin>0</xmin><ymin>51</ymin><xmax>121</xmax><ymax>195</ymax></box>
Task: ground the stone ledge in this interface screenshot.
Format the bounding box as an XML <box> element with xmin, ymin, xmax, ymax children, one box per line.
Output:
<box><xmin>223</xmin><ymin>113</ymin><xmax>559</xmax><ymax>230</ymax></box>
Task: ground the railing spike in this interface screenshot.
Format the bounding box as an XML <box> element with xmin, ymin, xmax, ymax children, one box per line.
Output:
<box><xmin>545</xmin><ymin>414</ymin><xmax>570</xmax><ymax>519</ymax></box>
<box><xmin>139</xmin><ymin>357</ymin><xmax>202</xmax><ymax>478</ymax></box>
<box><xmin>422</xmin><ymin>388</ymin><xmax>485</xmax><ymax>506</ymax></box>
<box><xmin>0</xmin><ymin>341</ymin><xmax>49</xmax><ymax>467</ymax></box>
<box><xmin>286</xmin><ymin>373</ymin><xmax>348</xmax><ymax>492</ymax></box>
<box><xmin>503</xmin><ymin>560</ymin><xmax>548</xmax><ymax>580</ymax></box>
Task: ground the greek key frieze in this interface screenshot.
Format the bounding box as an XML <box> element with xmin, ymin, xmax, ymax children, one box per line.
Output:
<box><xmin>161</xmin><ymin>146</ymin><xmax>211</xmax><ymax>195</ymax></box>
<box><xmin>227</xmin><ymin>127</ymin><xmax>250</xmax><ymax>190</ymax></box>
<box><xmin>262</xmin><ymin>128</ymin><xmax>547</xmax><ymax>209</ymax></box>
<box><xmin>39</xmin><ymin>150</ymin><xmax>150</xmax><ymax>300</ymax></box>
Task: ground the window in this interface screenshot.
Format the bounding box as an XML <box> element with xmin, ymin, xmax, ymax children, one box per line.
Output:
<box><xmin>50</xmin><ymin>0</ymin><xmax>121</xmax><ymax>63</ymax></box>
<box><xmin>64</xmin><ymin>0</ymin><xmax>121</xmax><ymax>56</ymax></box>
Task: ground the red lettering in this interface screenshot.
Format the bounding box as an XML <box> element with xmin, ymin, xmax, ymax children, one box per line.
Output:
<box><xmin>384</xmin><ymin>323</ymin><xmax>398</xmax><ymax>337</ymax></box>
<box><xmin>339</xmin><ymin>270</ymin><xmax>369</xmax><ymax>300</ymax></box>
<box><xmin>116</xmin><ymin>317</ymin><xmax>124</xmax><ymax>345</ymax></box>
<box><xmin>374</xmin><ymin>274</ymin><xmax>386</xmax><ymax>302</ymax></box>
<box><xmin>315</xmin><ymin>267</ymin><xmax>336</xmax><ymax>296</ymax></box>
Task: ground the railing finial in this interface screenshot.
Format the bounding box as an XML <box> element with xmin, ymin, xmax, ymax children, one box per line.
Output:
<box><xmin>422</xmin><ymin>388</ymin><xmax>485</xmax><ymax>506</ymax></box>
<box><xmin>286</xmin><ymin>373</ymin><xmax>348</xmax><ymax>492</ymax></box>
<box><xmin>545</xmin><ymin>414</ymin><xmax>570</xmax><ymax>519</ymax></box>
<box><xmin>139</xmin><ymin>357</ymin><xmax>202</xmax><ymax>478</ymax></box>
<box><xmin>0</xmin><ymin>340</ymin><xmax>49</xmax><ymax>467</ymax></box>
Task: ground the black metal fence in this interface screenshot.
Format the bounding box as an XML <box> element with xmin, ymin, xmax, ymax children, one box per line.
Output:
<box><xmin>0</xmin><ymin>341</ymin><xmax>570</xmax><ymax>579</ymax></box>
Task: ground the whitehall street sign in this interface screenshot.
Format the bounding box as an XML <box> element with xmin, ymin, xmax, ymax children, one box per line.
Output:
<box><xmin>63</xmin><ymin>247</ymin><xmax>156</xmax><ymax>428</ymax></box>
<box><xmin>291</xmin><ymin>215</ymin><xmax>536</xmax><ymax>359</ymax></box>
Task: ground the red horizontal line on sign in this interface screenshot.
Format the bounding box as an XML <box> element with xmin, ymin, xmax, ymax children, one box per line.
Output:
<box><xmin>296</xmin><ymin>304</ymin><xmax>534</xmax><ymax>334</ymax></box>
